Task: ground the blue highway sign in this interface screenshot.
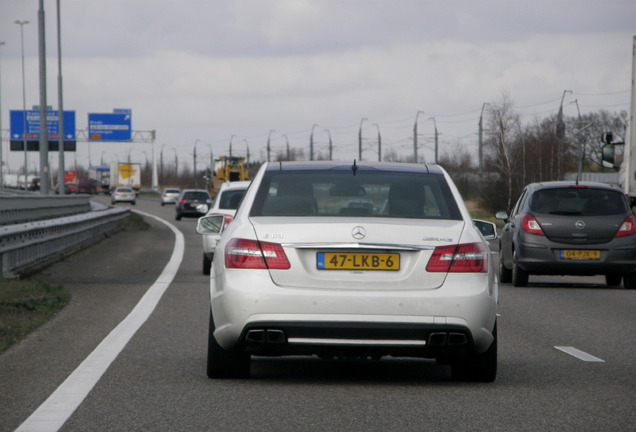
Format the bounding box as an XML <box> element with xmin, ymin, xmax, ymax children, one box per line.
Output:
<box><xmin>88</xmin><ymin>112</ymin><xmax>132</xmax><ymax>141</ymax></box>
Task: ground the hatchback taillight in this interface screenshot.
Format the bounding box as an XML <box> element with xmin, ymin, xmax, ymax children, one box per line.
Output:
<box><xmin>615</xmin><ymin>215</ymin><xmax>636</xmax><ymax>237</ymax></box>
<box><xmin>426</xmin><ymin>243</ymin><xmax>488</xmax><ymax>273</ymax></box>
<box><xmin>521</xmin><ymin>213</ymin><xmax>545</xmax><ymax>236</ymax></box>
<box><xmin>225</xmin><ymin>238</ymin><xmax>290</xmax><ymax>269</ymax></box>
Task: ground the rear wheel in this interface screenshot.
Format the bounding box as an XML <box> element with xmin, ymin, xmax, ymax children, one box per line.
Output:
<box><xmin>511</xmin><ymin>251</ymin><xmax>529</xmax><ymax>287</ymax></box>
<box><xmin>451</xmin><ymin>322</ymin><xmax>497</xmax><ymax>382</ymax></box>
<box><xmin>498</xmin><ymin>255</ymin><xmax>512</xmax><ymax>284</ymax></box>
<box><xmin>605</xmin><ymin>274</ymin><xmax>622</xmax><ymax>287</ymax></box>
<box><xmin>203</xmin><ymin>253</ymin><xmax>212</xmax><ymax>275</ymax></box>
<box><xmin>623</xmin><ymin>274</ymin><xmax>636</xmax><ymax>289</ymax></box>
<box><xmin>175</xmin><ymin>212</ymin><xmax>182</xmax><ymax>221</ymax></box>
<box><xmin>207</xmin><ymin>312</ymin><xmax>250</xmax><ymax>379</ymax></box>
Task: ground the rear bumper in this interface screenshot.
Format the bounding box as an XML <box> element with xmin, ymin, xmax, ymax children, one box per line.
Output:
<box><xmin>516</xmin><ymin>238</ymin><xmax>636</xmax><ymax>275</ymax></box>
<box><xmin>210</xmin><ymin>271</ymin><xmax>497</xmax><ymax>357</ymax></box>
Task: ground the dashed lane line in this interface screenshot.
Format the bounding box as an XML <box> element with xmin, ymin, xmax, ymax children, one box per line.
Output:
<box><xmin>15</xmin><ymin>211</ymin><xmax>184</xmax><ymax>432</ymax></box>
<box><xmin>555</xmin><ymin>346</ymin><xmax>605</xmax><ymax>362</ymax></box>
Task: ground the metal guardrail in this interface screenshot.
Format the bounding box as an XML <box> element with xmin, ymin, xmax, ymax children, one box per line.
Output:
<box><xmin>0</xmin><ymin>206</ymin><xmax>129</xmax><ymax>278</ymax></box>
<box><xmin>0</xmin><ymin>195</ymin><xmax>93</xmax><ymax>225</ymax></box>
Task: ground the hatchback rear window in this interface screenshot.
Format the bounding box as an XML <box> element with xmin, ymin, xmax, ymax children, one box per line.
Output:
<box><xmin>250</xmin><ymin>170</ymin><xmax>461</xmax><ymax>220</ymax></box>
<box><xmin>529</xmin><ymin>187</ymin><xmax>627</xmax><ymax>216</ymax></box>
<box><xmin>184</xmin><ymin>192</ymin><xmax>210</xmax><ymax>200</ymax></box>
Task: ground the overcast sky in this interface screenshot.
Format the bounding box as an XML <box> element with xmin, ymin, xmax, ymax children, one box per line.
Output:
<box><xmin>0</xmin><ymin>0</ymin><xmax>634</xmax><ymax>176</ymax></box>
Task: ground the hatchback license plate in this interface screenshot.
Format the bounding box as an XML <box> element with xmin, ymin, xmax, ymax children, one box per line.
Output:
<box><xmin>316</xmin><ymin>252</ymin><xmax>400</xmax><ymax>270</ymax></box>
<box><xmin>560</xmin><ymin>249</ymin><xmax>600</xmax><ymax>260</ymax></box>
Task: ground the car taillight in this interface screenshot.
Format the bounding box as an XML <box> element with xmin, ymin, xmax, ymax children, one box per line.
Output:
<box><xmin>615</xmin><ymin>215</ymin><xmax>636</xmax><ymax>237</ymax></box>
<box><xmin>521</xmin><ymin>213</ymin><xmax>545</xmax><ymax>236</ymax></box>
<box><xmin>426</xmin><ymin>243</ymin><xmax>488</xmax><ymax>273</ymax></box>
<box><xmin>225</xmin><ymin>238</ymin><xmax>290</xmax><ymax>270</ymax></box>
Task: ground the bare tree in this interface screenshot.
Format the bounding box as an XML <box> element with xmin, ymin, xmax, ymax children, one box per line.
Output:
<box><xmin>484</xmin><ymin>91</ymin><xmax>521</xmax><ymax>210</ymax></box>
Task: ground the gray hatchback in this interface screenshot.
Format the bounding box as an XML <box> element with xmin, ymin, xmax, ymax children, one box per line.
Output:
<box><xmin>497</xmin><ymin>181</ymin><xmax>636</xmax><ymax>287</ymax></box>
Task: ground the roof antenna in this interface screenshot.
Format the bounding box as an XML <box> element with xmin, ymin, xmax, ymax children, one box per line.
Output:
<box><xmin>351</xmin><ymin>159</ymin><xmax>358</xmax><ymax>176</ymax></box>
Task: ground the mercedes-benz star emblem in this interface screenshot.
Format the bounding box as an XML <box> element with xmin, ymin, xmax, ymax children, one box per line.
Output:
<box><xmin>575</xmin><ymin>220</ymin><xmax>586</xmax><ymax>229</ymax></box>
<box><xmin>352</xmin><ymin>226</ymin><xmax>366</xmax><ymax>240</ymax></box>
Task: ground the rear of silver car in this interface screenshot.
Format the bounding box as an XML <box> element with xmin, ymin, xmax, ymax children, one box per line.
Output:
<box><xmin>207</xmin><ymin>162</ymin><xmax>498</xmax><ymax>381</ymax></box>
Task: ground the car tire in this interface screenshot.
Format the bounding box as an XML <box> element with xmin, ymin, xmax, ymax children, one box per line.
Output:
<box><xmin>511</xmin><ymin>252</ymin><xmax>529</xmax><ymax>287</ymax></box>
<box><xmin>175</xmin><ymin>213</ymin><xmax>182</xmax><ymax>221</ymax></box>
<box><xmin>451</xmin><ymin>322</ymin><xmax>497</xmax><ymax>382</ymax></box>
<box><xmin>203</xmin><ymin>254</ymin><xmax>212</xmax><ymax>275</ymax></box>
<box><xmin>161</xmin><ymin>202</ymin><xmax>165</xmax><ymax>206</ymax></box>
<box><xmin>605</xmin><ymin>274</ymin><xmax>622</xmax><ymax>287</ymax></box>
<box><xmin>623</xmin><ymin>274</ymin><xmax>636</xmax><ymax>289</ymax></box>
<box><xmin>207</xmin><ymin>312</ymin><xmax>250</xmax><ymax>379</ymax></box>
<box><xmin>498</xmin><ymin>255</ymin><xmax>512</xmax><ymax>284</ymax></box>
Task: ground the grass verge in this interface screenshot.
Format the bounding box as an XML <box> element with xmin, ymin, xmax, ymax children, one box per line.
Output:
<box><xmin>0</xmin><ymin>213</ymin><xmax>149</xmax><ymax>354</ymax></box>
<box><xmin>0</xmin><ymin>279</ymin><xmax>70</xmax><ymax>354</ymax></box>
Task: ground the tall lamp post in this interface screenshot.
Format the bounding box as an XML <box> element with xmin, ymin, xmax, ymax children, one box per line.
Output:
<box><xmin>413</xmin><ymin>110</ymin><xmax>424</xmax><ymax>163</ymax></box>
<box><xmin>266</xmin><ymin>129</ymin><xmax>275</xmax><ymax>162</ymax></box>
<box><xmin>557</xmin><ymin>90</ymin><xmax>572</xmax><ymax>179</ymax></box>
<box><xmin>358</xmin><ymin>117</ymin><xmax>367</xmax><ymax>161</ymax></box>
<box><xmin>16</xmin><ymin>20</ymin><xmax>29</xmax><ymax>188</ymax></box>
<box><xmin>324</xmin><ymin>129</ymin><xmax>332</xmax><ymax>160</ymax></box>
<box><xmin>56</xmin><ymin>0</ymin><xmax>66</xmax><ymax>194</ymax></box>
<box><xmin>478</xmin><ymin>103</ymin><xmax>489</xmax><ymax>174</ymax></box>
<box><xmin>429</xmin><ymin>117</ymin><xmax>438</xmax><ymax>164</ymax></box>
<box><xmin>310</xmin><ymin>124</ymin><xmax>318</xmax><ymax>161</ymax></box>
<box><xmin>0</xmin><ymin>41</ymin><xmax>5</xmax><ymax>188</ymax></box>
<box><xmin>373</xmin><ymin>123</ymin><xmax>381</xmax><ymax>162</ymax></box>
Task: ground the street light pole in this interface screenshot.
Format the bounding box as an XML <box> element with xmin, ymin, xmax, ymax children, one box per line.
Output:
<box><xmin>310</xmin><ymin>124</ymin><xmax>318</xmax><ymax>161</ymax></box>
<box><xmin>429</xmin><ymin>117</ymin><xmax>438</xmax><ymax>164</ymax></box>
<box><xmin>16</xmin><ymin>20</ymin><xmax>29</xmax><ymax>188</ymax></box>
<box><xmin>0</xmin><ymin>41</ymin><xmax>5</xmax><ymax>188</ymax></box>
<box><xmin>478</xmin><ymin>103</ymin><xmax>489</xmax><ymax>174</ymax></box>
<box><xmin>37</xmin><ymin>0</ymin><xmax>50</xmax><ymax>195</ymax></box>
<box><xmin>324</xmin><ymin>129</ymin><xmax>332</xmax><ymax>161</ymax></box>
<box><xmin>283</xmin><ymin>134</ymin><xmax>290</xmax><ymax>160</ymax></box>
<box><xmin>373</xmin><ymin>123</ymin><xmax>381</xmax><ymax>162</ymax></box>
<box><xmin>56</xmin><ymin>0</ymin><xmax>65</xmax><ymax>194</ymax></box>
<box><xmin>413</xmin><ymin>110</ymin><xmax>424</xmax><ymax>163</ymax></box>
<box><xmin>266</xmin><ymin>129</ymin><xmax>275</xmax><ymax>162</ymax></box>
<box><xmin>358</xmin><ymin>117</ymin><xmax>367</xmax><ymax>161</ymax></box>
<box><xmin>557</xmin><ymin>90</ymin><xmax>573</xmax><ymax>179</ymax></box>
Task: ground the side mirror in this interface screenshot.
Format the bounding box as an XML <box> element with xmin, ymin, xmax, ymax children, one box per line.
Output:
<box><xmin>473</xmin><ymin>219</ymin><xmax>497</xmax><ymax>240</ymax></box>
<box><xmin>495</xmin><ymin>211</ymin><xmax>509</xmax><ymax>221</ymax></box>
<box><xmin>196</xmin><ymin>214</ymin><xmax>226</xmax><ymax>235</ymax></box>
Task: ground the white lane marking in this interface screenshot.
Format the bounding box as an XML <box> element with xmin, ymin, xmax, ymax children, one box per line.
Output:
<box><xmin>16</xmin><ymin>211</ymin><xmax>184</xmax><ymax>432</ymax></box>
<box><xmin>555</xmin><ymin>346</ymin><xmax>605</xmax><ymax>362</ymax></box>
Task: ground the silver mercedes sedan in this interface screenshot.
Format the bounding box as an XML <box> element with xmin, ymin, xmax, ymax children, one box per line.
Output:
<box><xmin>197</xmin><ymin>161</ymin><xmax>498</xmax><ymax>381</ymax></box>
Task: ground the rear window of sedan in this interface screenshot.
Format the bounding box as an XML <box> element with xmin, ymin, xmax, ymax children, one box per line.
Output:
<box><xmin>250</xmin><ymin>170</ymin><xmax>462</xmax><ymax>219</ymax></box>
<box><xmin>529</xmin><ymin>187</ymin><xmax>628</xmax><ymax>216</ymax></box>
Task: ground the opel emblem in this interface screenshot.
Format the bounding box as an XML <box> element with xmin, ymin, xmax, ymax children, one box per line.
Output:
<box><xmin>575</xmin><ymin>220</ymin><xmax>585</xmax><ymax>230</ymax></box>
<box><xmin>352</xmin><ymin>226</ymin><xmax>366</xmax><ymax>240</ymax></box>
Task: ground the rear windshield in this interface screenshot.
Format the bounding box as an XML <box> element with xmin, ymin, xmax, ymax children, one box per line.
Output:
<box><xmin>529</xmin><ymin>187</ymin><xmax>627</xmax><ymax>216</ymax></box>
<box><xmin>218</xmin><ymin>189</ymin><xmax>246</xmax><ymax>210</ymax></box>
<box><xmin>250</xmin><ymin>170</ymin><xmax>462</xmax><ymax>220</ymax></box>
<box><xmin>183</xmin><ymin>191</ymin><xmax>209</xmax><ymax>200</ymax></box>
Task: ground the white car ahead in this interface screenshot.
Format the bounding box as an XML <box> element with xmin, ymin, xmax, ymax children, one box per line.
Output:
<box><xmin>197</xmin><ymin>161</ymin><xmax>498</xmax><ymax>381</ymax></box>
<box><xmin>201</xmin><ymin>180</ymin><xmax>250</xmax><ymax>275</ymax></box>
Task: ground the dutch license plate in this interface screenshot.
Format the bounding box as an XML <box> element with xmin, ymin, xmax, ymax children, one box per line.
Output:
<box><xmin>316</xmin><ymin>252</ymin><xmax>400</xmax><ymax>270</ymax></box>
<box><xmin>560</xmin><ymin>249</ymin><xmax>601</xmax><ymax>260</ymax></box>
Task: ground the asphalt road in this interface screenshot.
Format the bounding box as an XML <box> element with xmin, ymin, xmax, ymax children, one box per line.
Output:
<box><xmin>2</xmin><ymin>194</ymin><xmax>636</xmax><ymax>431</ymax></box>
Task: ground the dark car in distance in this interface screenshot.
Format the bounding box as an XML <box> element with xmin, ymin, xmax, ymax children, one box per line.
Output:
<box><xmin>497</xmin><ymin>181</ymin><xmax>636</xmax><ymax>288</ymax></box>
<box><xmin>175</xmin><ymin>189</ymin><xmax>211</xmax><ymax>220</ymax></box>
